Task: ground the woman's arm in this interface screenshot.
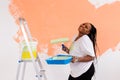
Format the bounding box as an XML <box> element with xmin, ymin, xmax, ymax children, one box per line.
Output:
<box><xmin>72</xmin><ymin>55</ymin><xmax>94</xmax><ymax>63</ymax></box>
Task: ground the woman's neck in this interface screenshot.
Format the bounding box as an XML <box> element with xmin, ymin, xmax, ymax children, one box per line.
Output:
<box><xmin>78</xmin><ymin>33</ymin><xmax>83</xmax><ymax>37</ymax></box>
<box><xmin>75</xmin><ymin>33</ymin><xmax>84</xmax><ymax>41</ymax></box>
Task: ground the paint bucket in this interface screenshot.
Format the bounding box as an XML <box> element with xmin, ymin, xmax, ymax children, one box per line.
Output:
<box><xmin>20</xmin><ymin>39</ymin><xmax>38</xmax><ymax>60</ymax></box>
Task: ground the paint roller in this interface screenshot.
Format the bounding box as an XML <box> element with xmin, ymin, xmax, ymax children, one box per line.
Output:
<box><xmin>50</xmin><ymin>38</ymin><xmax>72</xmax><ymax>59</ymax></box>
<box><xmin>50</xmin><ymin>37</ymin><xmax>69</xmax><ymax>44</ymax></box>
<box><xmin>50</xmin><ymin>38</ymin><xmax>69</xmax><ymax>44</ymax></box>
<box><xmin>50</xmin><ymin>37</ymin><xmax>69</xmax><ymax>49</ymax></box>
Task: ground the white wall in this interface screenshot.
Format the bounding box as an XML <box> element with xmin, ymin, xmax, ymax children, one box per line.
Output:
<box><xmin>0</xmin><ymin>0</ymin><xmax>19</xmax><ymax>80</ymax></box>
<box><xmin>94</xmin><ymin>49</ymin><xmax>120</xmax><ymax>80</ymax></box>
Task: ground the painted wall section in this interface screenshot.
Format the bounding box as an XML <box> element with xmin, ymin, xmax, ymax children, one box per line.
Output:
<box><xmin>9</xmin><ymin>0</ymin><xmax>120</xmax><ymax>56</ymax></box>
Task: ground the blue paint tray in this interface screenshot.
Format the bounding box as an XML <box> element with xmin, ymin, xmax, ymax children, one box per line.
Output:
<box><xmin>46</xmin><ymin>54</ymin><xmax>72</xmax><ymax>65</ymax></box>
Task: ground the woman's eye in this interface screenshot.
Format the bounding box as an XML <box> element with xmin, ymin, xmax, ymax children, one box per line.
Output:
<box><xmin>83</xmin><ymin>24</ymin><xmax>85</xmax><ymax>25</ymax></box>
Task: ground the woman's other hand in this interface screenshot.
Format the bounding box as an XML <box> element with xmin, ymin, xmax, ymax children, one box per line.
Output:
<box><xmin>71</xmin><ymin>56</ymin><xmax>79</xmax><ymax>63</ymax></box>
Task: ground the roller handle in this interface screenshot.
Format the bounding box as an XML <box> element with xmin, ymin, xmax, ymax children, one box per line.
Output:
<box><xmin>62</xmin><ymin>44</ymin><xmax>65</xmax><ymax>48</ymax></box>
<box><xmin>62</xmin><ymin>44</ymin><xmax>69</xmax><ymax>53</ymax></box>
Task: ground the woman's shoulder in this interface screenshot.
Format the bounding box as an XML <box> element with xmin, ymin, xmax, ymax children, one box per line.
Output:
<box><xmin>81</xmin><ymin>35</ymin><xmax>89</xmax><ymax>39</ymax></box>
<box><xmin>80</xmin><ymin>35</ymin><xmax>92</xmax><ymax>42</ymax></box>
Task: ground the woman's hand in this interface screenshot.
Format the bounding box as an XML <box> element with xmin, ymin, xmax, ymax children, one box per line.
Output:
<box><xmin>62</xmin><ymin>44</ymin><xmax>69</xmax><ymax>53</ymax></box>
<box><xmin>71</xmin><ymin>56</ymin><xmax>79</xmax><ymax>63</ymax></box>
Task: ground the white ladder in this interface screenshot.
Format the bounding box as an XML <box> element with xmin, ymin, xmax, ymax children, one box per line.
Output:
<box><xmin>16</xmin><ymin>17</ymin><xmax>47</xmax><ymax>80</ymax></box>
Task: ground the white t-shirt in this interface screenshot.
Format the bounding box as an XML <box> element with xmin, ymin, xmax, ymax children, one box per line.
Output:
<box><xmin>69</xmin><ymin>35</ymin><xmax>95</xmax><ymax>77</ymax></box>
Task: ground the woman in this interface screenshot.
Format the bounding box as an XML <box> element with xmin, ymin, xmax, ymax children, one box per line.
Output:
<box><xmin>62</xmin><ymin>22</ymin><xmax>97</xmax><ymax>80</ymax></box>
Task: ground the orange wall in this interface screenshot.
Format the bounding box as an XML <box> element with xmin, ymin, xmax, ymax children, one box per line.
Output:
<box><xmin>9</xmin><ymin>0</ymin><xmax>120</xmax><ymax>55</ymax></box>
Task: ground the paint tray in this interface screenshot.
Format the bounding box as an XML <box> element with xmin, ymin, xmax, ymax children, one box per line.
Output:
<box><xmin>46</xmin><ymin>54</ymin><xmax>72</xmax><ymax>65</ymax></box>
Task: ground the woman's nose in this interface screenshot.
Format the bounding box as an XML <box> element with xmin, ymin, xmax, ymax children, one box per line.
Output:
<box><xmin>81</xmin><ymin>25</ymin><xmax>85</xmax><ymax>28</ymax></box>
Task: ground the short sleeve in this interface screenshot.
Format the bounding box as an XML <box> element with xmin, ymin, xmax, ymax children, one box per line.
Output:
<box><xmin>80</xmin><ymin>35</ymin><xmax>95</xmax><ymax>57</ymax></box>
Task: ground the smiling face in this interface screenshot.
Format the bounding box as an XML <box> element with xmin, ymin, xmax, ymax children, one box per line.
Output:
<box><xmin>78</xmin><ymin>22</ymin><xmax>92</xmax><ymax>35</ymax></box>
